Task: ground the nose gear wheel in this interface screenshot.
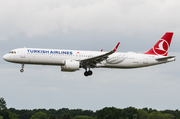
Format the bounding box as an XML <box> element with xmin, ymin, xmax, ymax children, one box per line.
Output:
<box><xmin>20</xmin><ymin>64</ymin><xmax>24</xmax><ymax>73</ymax></box>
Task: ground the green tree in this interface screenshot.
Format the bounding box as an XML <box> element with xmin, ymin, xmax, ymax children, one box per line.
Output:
<box><xmin>161</xmin><ymin>110</ymin><xmax>176</xmax><ymax>119</ymax></box>
<box><xmin>122</xmin><ymin>107</ymin><xmax>137</xmax><ymax>119</ymax></box>
<box><xmin>9</xmin><ymin>111</ymin><xmax>18</xmax><ymax>119</ymax></box>
<box><xmin>30</xmin><ymin>111</ymin><xmax>47</xmax><ymax>119</ymax></box>
<box><xmin>133</xmin><ymin>114</ymin><xmax>137</xmax><ymax>119</ymax></box>
<box><xmin>0</xmin><ymin>98</ymin><xmax>7</xmax><ymax>111</ymax></box>
<box><xmin>147</xmin><ymin>111</ymin><xmax>175</xmax><ymax>119</ymax></box>
<box><xmin>137</xmin><ymin>109</ymin><xmax>148</xmax><ymax>119</ymax></box>
<box><xmin>0</xmin><ymin>116</ymin><xmax>3</xmax><ymax>119</ymax></box>
<box><xmin>47</xmin><ymin>109</ymin><xmax>57</xmax><ymax>119</ymax></box>
<box><xmin>61</xmin><ymin>113</ymin><xmax>72</xmax><ymax>119</ymax></box>
<box><xmin>143</xmin><ymin>108</ymin><xmax>157</xmax><ymax>114</ymax></box>
<box><xmin>162</xmin><ymin>113</ymin><xmax>175</xmax><ymax>119</ymax></box>
<box><xmin>0</xmin><ymin>98</ymin><xmax>9</xmax><ymax>119</ymax></box>
<box><xmin>96</xmin><ymin>107</ymin><xmax>122</xmax><ymax>119</ymax></box>
<box><xmin>74</xmin><ymin>115</ymin><xmax>93</xmax><ymax>119</ymax></box>
<box><xmin>147</xmin><ymin>111</ymin><xmax>163</xmax><ymax>119</ymax></box>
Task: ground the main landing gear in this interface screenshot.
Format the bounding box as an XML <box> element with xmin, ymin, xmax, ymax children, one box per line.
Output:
<box><xmin>84</xmin><ymin>70</ymin><xmax>93</xmax><ymax>76</ymax></box>
<box><xmin>20</xmin><ymin>64</ymin><xmax>24</xmax><ymax>73</ymax></box>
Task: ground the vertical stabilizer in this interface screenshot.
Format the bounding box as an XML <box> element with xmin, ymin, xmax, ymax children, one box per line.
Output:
<box><xmin>144</xmin><ymin>32</ymin><xmax>173</xmax><ymax>56</ymax></box>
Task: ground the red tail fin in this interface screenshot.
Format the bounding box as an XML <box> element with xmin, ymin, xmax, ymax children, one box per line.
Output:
<box><xmin>144</xmin><ymin>32</ymin><xmax>173</xmax><ymax>56</ymax></box>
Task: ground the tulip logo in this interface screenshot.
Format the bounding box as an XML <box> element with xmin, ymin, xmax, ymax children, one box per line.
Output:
<box><xmin>153</xmin><ymin>39</ymin><xmax>169</xmax><ymax>55</ymax></box>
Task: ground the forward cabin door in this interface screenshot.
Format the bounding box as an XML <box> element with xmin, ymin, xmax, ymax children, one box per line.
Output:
<box><xmin>21</xmin><ymin>48</ymin><xmax>26</xmax><ymax>58</ymax></box>
<box><xmin>76</xmin><ymin>51</ymin><xmax>81</xmax><ymax>61</ymax></box>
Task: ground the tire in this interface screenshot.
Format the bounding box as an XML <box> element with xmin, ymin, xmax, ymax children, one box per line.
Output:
<box><xmin>20</xmin><ymin>69</ymin><xmax>24</xmax><ymax>73</ymax></box>
<box><xmin>88</xmin><ymin>70</ymin><xmax>93</xmax><ymax>76</ymax></box>
<box><xmin>84</xmin><ymin>71</ymin><xmax>89</xmax><ymax>76</ymax></box>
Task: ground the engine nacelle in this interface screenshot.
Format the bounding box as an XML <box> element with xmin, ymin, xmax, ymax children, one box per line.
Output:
<box><xmin>61</xmin><ymin>60</ymin><xmax>80</xmax><ymax>72</ymax></box>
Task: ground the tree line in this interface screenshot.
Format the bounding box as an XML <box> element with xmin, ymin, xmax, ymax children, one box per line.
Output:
<box><xmin>1</xmin><ymin>97</ymin><xmax>180</xmax><ymax>119</ymax></box>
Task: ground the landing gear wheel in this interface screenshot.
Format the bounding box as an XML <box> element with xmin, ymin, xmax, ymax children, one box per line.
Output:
<box><xmin>84</xmin><ymin>70</ymin><xmax>93</xmax><ymax>76</ymax></box>
<box><xmin>84</xmin><ymin>71</ymin><xmax>89</xmax><ymax>76</ymax></box>
<box><xmin>84</xmin><ymin>71</ymin><xmax>88</xmax><ymax>76</ymax></box>
<box><xmin>88</xmin><ymin>70</ymin><xmax>93</xmax><ymax>76</ymax></box>
<box><xmin>20</xmin><ymin>69</ymin><xmax>24</xmax><ymax>73</ymax></box>
<box><xmin>20</xmin><ymin>64</ymin><xmax>25</xmax><ymax>73</ymax></box>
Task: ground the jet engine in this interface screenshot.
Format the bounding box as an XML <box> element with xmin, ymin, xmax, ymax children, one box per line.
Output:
<box><xmin>61</xmin><ymin>60</ymin><xmax>80</xmax><ymax>72</ymax></box>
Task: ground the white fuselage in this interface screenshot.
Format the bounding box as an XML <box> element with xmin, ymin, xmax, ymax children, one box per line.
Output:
<box><xmin>3</xmin><ymin>48</ymin><xmax>175</xmax><ymax>69</ymax></box>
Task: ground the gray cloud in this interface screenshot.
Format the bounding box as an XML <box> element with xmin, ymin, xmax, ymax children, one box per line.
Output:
<box><xmin>1</xmin><ymin>0</ymin><xmax>180</xmax><ymax>40</ymax></box>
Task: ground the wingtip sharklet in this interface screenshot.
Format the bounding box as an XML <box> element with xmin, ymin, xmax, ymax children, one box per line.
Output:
<box><xmin>113</xmin><ymin>42</ymin><xmax>120</xmax><ymax>52</ymax></box>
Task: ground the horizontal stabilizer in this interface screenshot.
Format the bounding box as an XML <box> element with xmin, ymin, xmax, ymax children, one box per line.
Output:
<box><xmin>156</xmin><ymin>56</ymin><xmax>175</xmax><ymax>61</ymax></box>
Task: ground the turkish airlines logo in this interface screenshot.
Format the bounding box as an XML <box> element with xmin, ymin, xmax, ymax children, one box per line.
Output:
<box><xmin>153</xmin><ymin>39</ymin><xmax>169</xmax><ymax>55</ymax></box>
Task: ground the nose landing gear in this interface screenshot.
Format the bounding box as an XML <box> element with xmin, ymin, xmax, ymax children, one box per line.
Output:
<box><xmin>20</xmin><ymin>64</ymin><xmax>24</xmax><ymax>73</ymax></box>
<box><xmin>84</xmin><ymin>70</ymin><xmax>93</xmax><ymax>76</ymax></box>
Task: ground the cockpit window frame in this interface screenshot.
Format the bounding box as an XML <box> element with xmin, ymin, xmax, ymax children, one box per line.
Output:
<box><xmin>9</xmin><ymin>51</ymin><xmax>16</xmax><ymax>54</ymax></box>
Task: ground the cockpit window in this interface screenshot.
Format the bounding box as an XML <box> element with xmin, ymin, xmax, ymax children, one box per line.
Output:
<box><xmin>9</xmin><ymin>51</ymin><xmax>16</xmax><ymax>54</ymax></box>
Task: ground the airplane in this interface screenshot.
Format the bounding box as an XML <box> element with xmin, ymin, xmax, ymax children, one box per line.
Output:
<box><xmin>3</xmin><ymin>32</ymin><xmax>175</xmax><ymax>76</ymax></box>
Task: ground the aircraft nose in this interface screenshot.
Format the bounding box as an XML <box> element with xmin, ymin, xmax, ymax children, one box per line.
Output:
<box><xmin>3</xmin><ymin>54</ymin><xmax>9</xmax><ymax>61</ymax></box>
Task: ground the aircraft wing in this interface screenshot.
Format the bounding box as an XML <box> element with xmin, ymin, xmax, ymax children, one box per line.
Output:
<box><xmin>80</xmin><ymin>42</ymin><xmax>120</xmax><ymax>68</ymax></box>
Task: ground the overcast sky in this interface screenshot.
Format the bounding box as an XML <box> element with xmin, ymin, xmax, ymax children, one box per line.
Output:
<box><xmin>0</xmin><ymin>0</ymin><xmax>180</xmax><ymax>111</ymax></box>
